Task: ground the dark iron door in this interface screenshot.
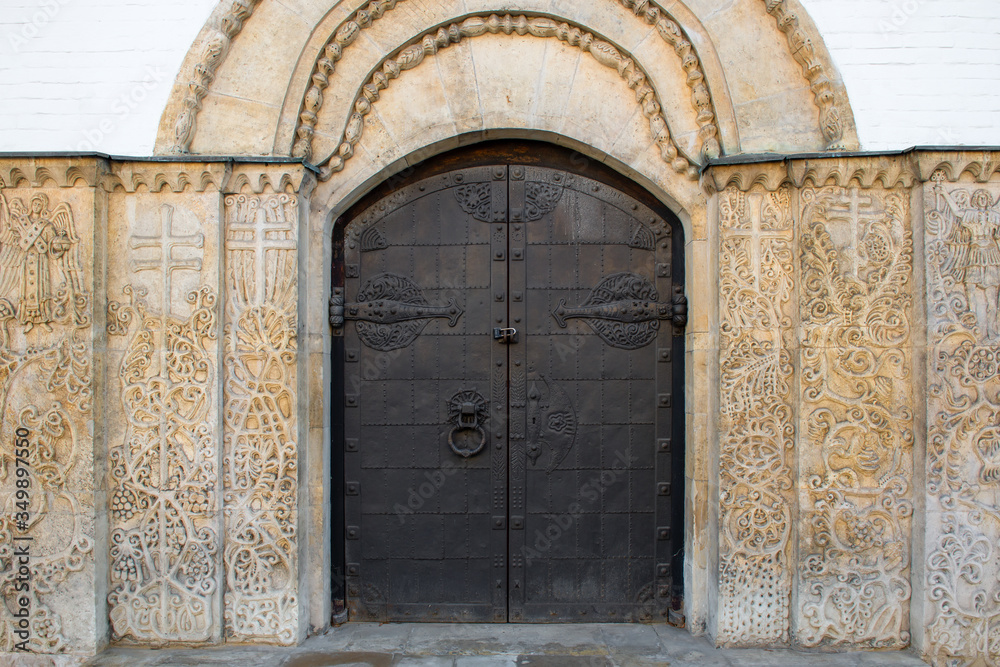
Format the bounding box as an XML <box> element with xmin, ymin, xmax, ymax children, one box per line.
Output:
<box><xmin>333</xmin><ymin>152</ymin><xmax>684</xmax><ymax>623</ymax></box>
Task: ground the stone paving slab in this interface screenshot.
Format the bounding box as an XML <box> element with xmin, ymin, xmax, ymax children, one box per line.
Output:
<box><xmin>86</xmin><ymin>624</ymin><xmax>930</xmax><ymax>667</ymax></box>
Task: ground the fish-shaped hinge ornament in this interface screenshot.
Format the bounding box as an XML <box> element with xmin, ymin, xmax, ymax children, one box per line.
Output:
<box><xmin>552</xmin><ymin>272</ymin><xmax>685</xmax><ymax>349</ymax></box>
<box><xmin>331</xmin><ymin>273</ymin><xmax>463</xmax><ymax>351</ymax></box>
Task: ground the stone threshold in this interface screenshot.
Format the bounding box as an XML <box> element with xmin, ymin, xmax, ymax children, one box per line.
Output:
<box><xmin>87</xmin><ymin>623</ymin><xmax>929</xmax><ymax>667</ymax></box>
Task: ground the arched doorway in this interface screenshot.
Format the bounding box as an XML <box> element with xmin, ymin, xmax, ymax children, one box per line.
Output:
<box><xmin>330</xmin><ymin>141</ymin><xmax>686</xmax><ymax>623</ymax></box>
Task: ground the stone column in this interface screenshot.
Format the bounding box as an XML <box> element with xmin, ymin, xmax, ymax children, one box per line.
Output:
<box><xmin>710</xmin><ymin>170</ymin><xmax>797</xmax><ymax>647</ymax></box>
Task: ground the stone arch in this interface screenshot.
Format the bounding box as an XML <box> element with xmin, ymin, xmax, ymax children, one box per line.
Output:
<box><xmin>155</xmin><ymin>0</ymin><xmax>858</xmax><ymax>160</ymax></box>
<box><xmin>311</xmin><ymin>13</ymin><xmax>706</xmax><ymax>182</ymax></box>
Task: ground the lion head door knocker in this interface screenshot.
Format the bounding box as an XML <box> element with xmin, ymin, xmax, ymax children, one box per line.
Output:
<box><xmin>447</xmin><ymin>390</ymin><xmax>490</xmax><ymax>458</ymax></box>
<box><xmin>526</xmin><ymin>375</ymin><xmax>577</xmax><ymax>471</ymax></box>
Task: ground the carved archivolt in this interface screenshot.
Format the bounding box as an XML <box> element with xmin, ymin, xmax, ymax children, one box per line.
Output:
<box><xmin>924</xmin><ymin>175</ymin><xmax>1000</xmax><ymax>666</ymax></box>
<box><xmin>758</xmin><ymin>0</ymin><xmax>845</xmax><ymax>149</ymax></box>
<box><xmin>315</xmin><ymin>14</ymin><xmax>699</xmax><ymax>181</ymax></box>
<box><xmin>291</xmin><ymin>0</ymin><xmax>722</xmax><ymax>165</ymax></box>
<box><xmin>717</xmin><ymin>186</ymin><xmax>795</xmax><ymax>645</ymax></box>
<box><xmin>171</xmin><ymin>0</ymin><xmax>263</xmax><ymax>153</ymax></box>
<box><xmin>797</xmin><ymin>186</ymin><xmax>913</xmax><ymax>648</ymax></box>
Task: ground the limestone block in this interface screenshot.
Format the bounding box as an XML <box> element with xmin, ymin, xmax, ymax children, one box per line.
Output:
<box><xmin>922</xmin><ymin>175</ymin><xmax>1000</xmax><ymax>667</ymax></box>
<box><xmin>715</xmin><ymin>185</ymin><xmax>796</xmax><ymax>646</ymax></box>
<box><xmin>0</xmin><ymin>185</ymin><xmax>99</xmax><ymax>657</ymax></box>
<box><xmin>222</xmin><ymin>193</ymin><xmax>300</xmax><ymax>644</ymax></box>
<box><xmin>105</xmin><ymin>190</ymin><xmax>224</xmax><ymax>645</ymax></box>
<box><xmin>795</xmin><ymin>186</ymin><xmax>914</xmax><ymax>649</ymax></box>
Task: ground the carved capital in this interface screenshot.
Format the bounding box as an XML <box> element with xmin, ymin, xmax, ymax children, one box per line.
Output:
<box><xmin>916</xmin><ymin>150</ymin><xmax>1000</xmax><ymax>183</ymax></box>
<box><xmin>789</xmin><ymin>156</ymin><xmax>918</xmax><ymax>189</ymax></box>
<box><xmin>0</xmin><ymin>157</ymin><xmax>101</xmax><ymax>189</ymax></box>
<box><xmin>101</xmin><ymin>161</ymin><xmax>229</xmax><ymax>193</ymax></box>
<box><xmin>224</xmin><ymin>163</ymin><xmax>317</xmax><ymax>195</ymax></box>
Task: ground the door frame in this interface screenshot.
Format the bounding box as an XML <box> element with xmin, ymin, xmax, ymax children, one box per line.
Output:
<box><xmin>328</xmin><ymin>139</ymin><xmax>688</xmax><ymax>621</ymax></box>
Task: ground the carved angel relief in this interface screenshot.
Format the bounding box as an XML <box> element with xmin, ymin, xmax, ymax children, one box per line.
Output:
<box><xmin>0</xmin><ymin>193</ymin><xmax>84</xmax><ymax>335</ymax></box>
<box><xmin>0</xmin><ymin>191</ymin><xmax>93</xmax><ymax>653</ymax></box>
<box><xmin>925</xmin><ymin>176</ymin><xmax>1000</xmax><ymax>666</ymax></box>
<box><xmin>798</xmin><ymin>186</ymin><xmax>914</xmax><ymax>649</ymax></box>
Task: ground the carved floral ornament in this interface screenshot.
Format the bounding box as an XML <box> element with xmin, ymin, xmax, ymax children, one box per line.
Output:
<box><xmin>168</xmin><ymin>0</ymin><xmax>850</xmax><ymax>160</ymax></box>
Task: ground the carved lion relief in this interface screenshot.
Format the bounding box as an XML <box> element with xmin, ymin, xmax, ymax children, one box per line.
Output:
<box><xmin>797</xmin><ymin>186</ymin><xmax>913</xmax><ymax>648</ymax></box>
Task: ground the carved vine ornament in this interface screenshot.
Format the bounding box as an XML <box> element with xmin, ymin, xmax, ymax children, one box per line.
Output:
<box><xmin>169</xmin><ymin>0</ymin><xmax>846</xmax><ymax>162</ymax></box>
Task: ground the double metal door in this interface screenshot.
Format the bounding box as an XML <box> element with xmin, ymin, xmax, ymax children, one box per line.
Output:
<box><xmin>332</xmin><ymin>159</ymin><xmax>685</xmax><ymax>622</ymax></box>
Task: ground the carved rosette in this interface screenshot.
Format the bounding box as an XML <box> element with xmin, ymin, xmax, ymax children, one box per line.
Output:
<box><xmin>0</xmin><ymin>189</ymin><xmax>94</xmax><ymax>653</ymax></box>
<box><xmin>222</xmin><ymin>194</ymin><xmax>299</xmax><ymax>644</ymax></box>
<box><xmin>717</xmin><ymin>186</ymin><xmax>795</xmax><ymax>645</ymax></box>
<box><xmin>797</xmin><ymin>186</ymin><xmax>913</xmax><ymax>648</ymax></box>
<box><xmin>924</xmin><ymin>177</ymin><xmax>1000</xmax><ymax>666</ymax></box>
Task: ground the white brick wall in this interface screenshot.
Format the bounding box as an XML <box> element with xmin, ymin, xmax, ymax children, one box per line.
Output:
<box><xmin>0</xmin><ymin>0</ymin><xmax>996</xmax><ymax>155</ymax></box>
<box><xmin>0</xmin><ymin>0</ymin><xmax>215</xmax><ymax>154</ymax></box>
<box><xmin>800</xmin><ymin>0</ymin><xmax>1000</xmax><ymax>150</ymax></box>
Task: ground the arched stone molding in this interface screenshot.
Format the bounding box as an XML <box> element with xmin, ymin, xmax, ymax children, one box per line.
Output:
<box><xmin>287</xmin><ymin>2</ymin><xmax>726</xmax><ymax>167</ymax></box>
<box><xmin>314</xmin><ymin>14</ymin><xmax>703</xmax><ymax>182</ymax></box>
<box><xmin>154</xmin><ymin>0</ymin><xmax>859</xmax><ymax>160</ymax></box>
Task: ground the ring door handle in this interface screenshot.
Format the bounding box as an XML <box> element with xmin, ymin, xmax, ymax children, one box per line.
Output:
<box><xmin>447</xmin><ymin>390</ymin><xmax>490</xmax><ymax>458</ymax></box>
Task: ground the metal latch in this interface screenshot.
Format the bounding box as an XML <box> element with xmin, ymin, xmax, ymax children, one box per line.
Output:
<box><xmin>493</xmin><ymin>327</ymin><xmax>518</xmax><ymax>344</ymax></box>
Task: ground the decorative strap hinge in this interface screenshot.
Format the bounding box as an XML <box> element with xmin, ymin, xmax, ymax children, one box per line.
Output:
<box><xmin>330</xmin><ymin>288</ymin><xmax>345</xmax><ymax>329</ymax></box>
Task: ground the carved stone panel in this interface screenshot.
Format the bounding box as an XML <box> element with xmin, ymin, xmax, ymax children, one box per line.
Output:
<box><xmin>717</xmin><ymin>186</ymin><xmax>795</xmax><ymax>646</ymax></box>
<box><xmin>0</xmin><ymin>187</ymin><xmax>96</xmax><ymax>654</ymax></box>
<box><xmin>222</xmin><ymin>193</ymin><xmax>299</xmax><ymax>644</ymax></box>
<box><xmin>105</xmin><ymin>193</ymin><xmax>222</xmax><ymax>644</ymax></box>
<box><xmin>797</xmin><ymin>186</ymin><xmax>914</xmax><ymax>649</ymax></box>
<box><xmin>924</xmin><ymin>177</ymin><xmax>1000</xmax><ymax>666</ymax></box>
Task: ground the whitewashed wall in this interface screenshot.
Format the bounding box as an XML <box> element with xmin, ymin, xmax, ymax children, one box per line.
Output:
<box><xmin>0</xmin><ymin>1</ymin><xmax>998</xmax><ymax>153</ymax></box>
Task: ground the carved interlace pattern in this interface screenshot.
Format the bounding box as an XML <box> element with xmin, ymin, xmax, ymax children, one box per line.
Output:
<box><xmin>797</xmin><ymin>187</ymin><xmax>913</xmax><ymax>648</ymax></box>
<box><xmin>717</xmin><ymin>186</ymin><xmax>794</xmax><ymax>645</ymax></box>
<box><xmin>223</xmin><ymin>194</ymin><xmax>299</xmax><ymax>644</ymax></box>
<box><xmin>0</xmin><ymin>194</ymin><xmax>92</xmax><ymax>653</ymax></box>
<box><xmin>107</xmin><ymin>285</ymin><xmax>220</xmax><ymax>643</ymax></box>
<box><xmin>925</xmin><ymin>180</ymin><xmax>1000</xmax><ymax>666</ymax></box>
